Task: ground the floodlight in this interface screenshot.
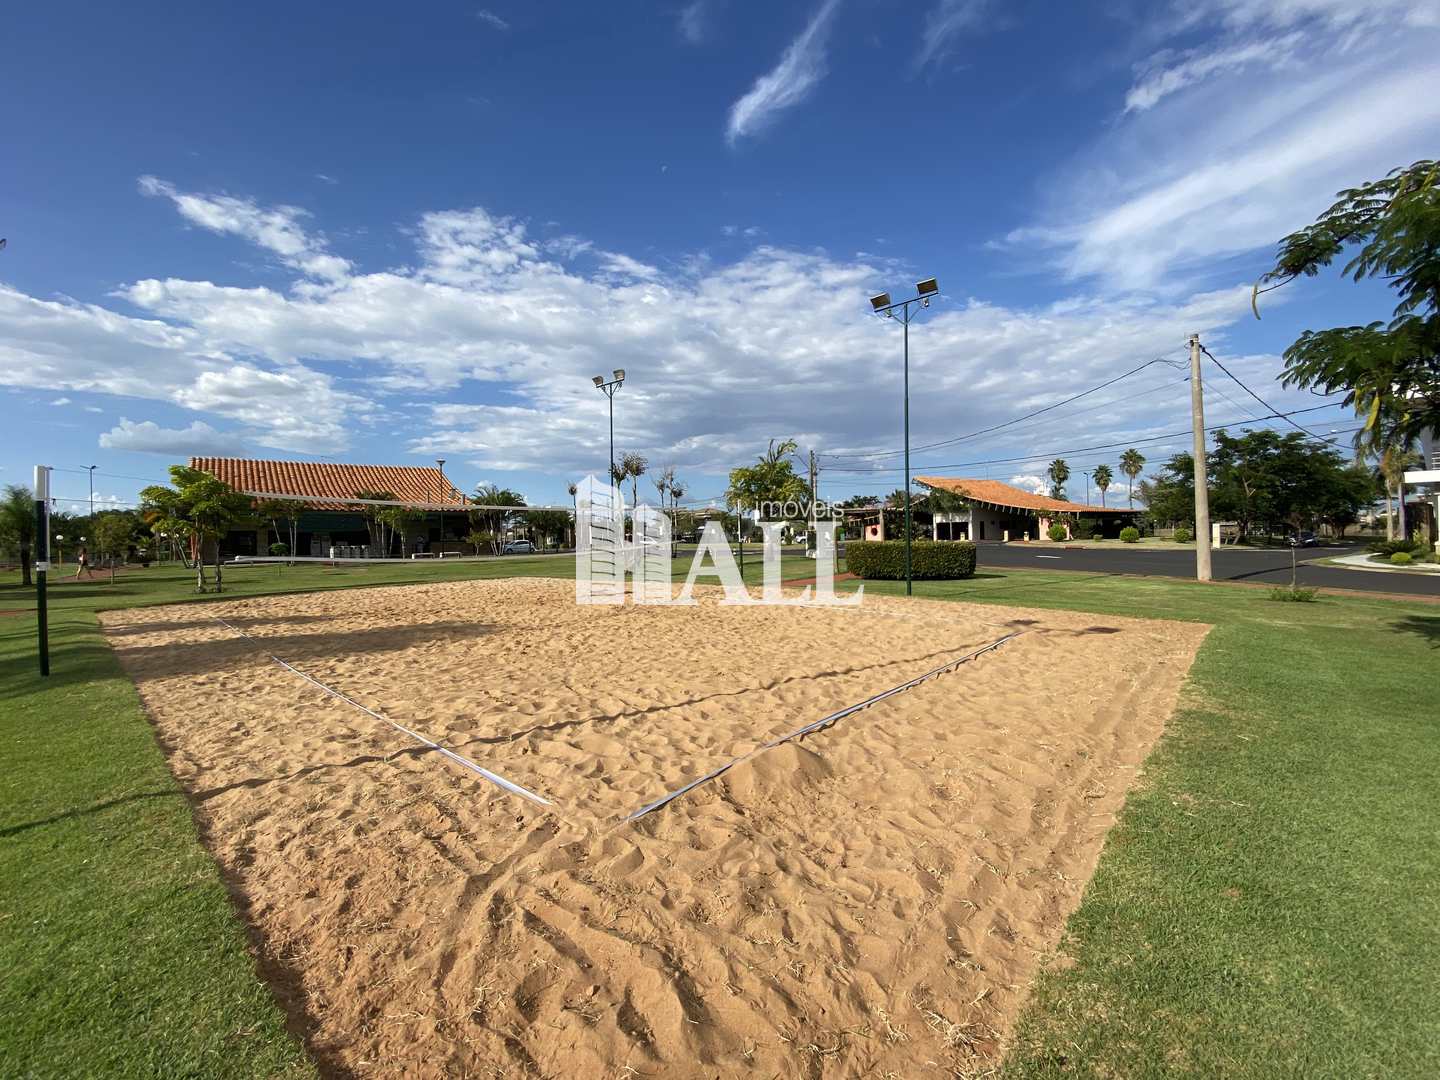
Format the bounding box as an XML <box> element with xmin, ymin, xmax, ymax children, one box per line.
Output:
<box><xmin>613</xmin><ymin>368</ymin><xmax>625</xmax><ymax>381</ymax></box>
<box><xmin>870</xmin><ymin>292</ymin><xmax>891</xmax><ymax>311</ymax></box>
<box><xmin>916</xmin><ymin>277</ymin><xmax>938</xmax><ymax>296</ymax></box>
<box><xmin>592</xmin><ymin>374</ymin><xmax>605</xmax><ymax>387</ymax></box>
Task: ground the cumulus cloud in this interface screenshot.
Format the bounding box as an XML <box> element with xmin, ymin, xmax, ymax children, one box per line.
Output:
<box><xmin>50</xmin><ymin>396</ymin><xmax>72</xmax><ymax>406</ymax></box>
<box><xmin>1008</xmin><ymin>474</ymin><xmax>1048</xmax><ymax>495</ymax></box>
<box><xmin>726</xmin><ymin>0</ymin><xmax>841</xmax><ymax>144</ymax></box>
<box><xmin>3</xmin><ymin>178</ymin><xmax>1323</xmax><ymax>495</ymax></box>
<box><xmin>99</xmin><ymin>418</ymin><xmax>247</xmax><ymax>455</ymax></box>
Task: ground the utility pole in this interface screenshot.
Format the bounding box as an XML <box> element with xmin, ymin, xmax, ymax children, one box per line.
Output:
<box><xmin>1188</xmin><ymin>333</ymin><xmax>1213</xmax><ymax>582</ymax></box>
<box><xmin>35</xmin><ymin>465</ymin><xmax>50</xmax><ymax>677</ymax></box>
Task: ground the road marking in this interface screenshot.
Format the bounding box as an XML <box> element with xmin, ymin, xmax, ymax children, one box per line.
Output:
<box><xmin>1035</xmin><ymin>555</ymin><xmax>1062</xmax><ymax>559</ymax></box>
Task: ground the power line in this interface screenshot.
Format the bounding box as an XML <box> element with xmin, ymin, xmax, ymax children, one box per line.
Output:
<box><xmin>822</xmin><ymin>353</ymin><xmax>1186</xmax><ymax>463</ymax></box>
<box><xmin>823</xmin><ymin>402</ymin><xmax>1352</xmax><ymax>476</ymax></box>
<box><xmin>1198</xmin><ymin>344</ymin><xmax>1337</xmax><ymax>443</ymax></box>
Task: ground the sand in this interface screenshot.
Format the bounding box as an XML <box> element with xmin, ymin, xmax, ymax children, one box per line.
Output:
<box><xmin>100</xmin><ymin>577</ymin><xmax>1207</xmax><ymax>1078</ymax></box>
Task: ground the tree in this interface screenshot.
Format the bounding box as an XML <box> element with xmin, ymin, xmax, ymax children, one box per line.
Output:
<box><xmin>1119</xmin><ymin>449</ymin><xmax>1146</xmax><ymax>508</ymax></box>
<box><xmin>1092</xmin><ymin>464</ymin><xmax>1113</xmax><ymax>508</ymax></box>
<box><xmin>255</xmin><ymin>497</ymin><xmax>305</xmax><ymax>559</ymax></box>
<box><xmin>527</xmin><ymin>509</ymin><xmax>574</xmax><ymax>550</ymax></box>
<box><xmin>377</xmin><ymin>505</ymin><xmax>426</xmax><ymax>556</ymax></box>
<box><xmin>1046</xmin><ymin>459</ymin><xmax>1071</xmax><ymax>502</ymax></box>
<box><xmin>1256</xmin><ymin>159</ymin><xmax>1440</xmax><ymax>455</ymax></box>
<box><xmin>0</xmin><ymin>484</ymin><xmax>36</xmax><ymax>587</ymax></box>
<box><xmin>618</xmin><ymin>451</ymin><xmax>648</xmax><ymax>511</ymax></box>
<box><xmin>470</xmin><ymin>484</ymin><xmax>526</xmax><ymax>554</ymax></box>
<box><xmin>726</xmin><ymin>439</ymin><xmax>809</xmax><ymax>516</ymax></box>
<box><xmin>92</xmin><ymin>511</ymin><xmax>138</xmax><ymax>584</ymax></box>
<box><xmin>139</xmin><ymin>466</ymin><xmax>251</xmax><ymax>592</ymax></box>
<box><xmin>1140</xmin><ymin>453</ymin><xmax>1195</xmax><ymax>528</ymax></box>
<box><xmin>353</xmin><ymin>490</ymin><xmax>399</xmax><ymax>555</ymax></box>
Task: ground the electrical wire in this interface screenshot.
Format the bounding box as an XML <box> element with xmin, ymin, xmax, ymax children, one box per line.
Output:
<box><xmin>821</xmin><ymin>353</ymin><xmax>1186</xmax><ymax>463</ymax></box>
<box><xmin>1198</xmin><ymin>344</ymin><xmax>1338</xmax><ymax>443</ymax></box>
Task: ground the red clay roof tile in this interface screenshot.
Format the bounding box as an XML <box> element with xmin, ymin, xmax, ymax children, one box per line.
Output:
<box><xmin>189</xmin><ymin>458</ymin><xmax>468</xmax><ymax>510</ymax></box>
<box><xmin>915</xmin><ymin>476</ymin><xmax>1138</xmax><ymax>515</ymax></box>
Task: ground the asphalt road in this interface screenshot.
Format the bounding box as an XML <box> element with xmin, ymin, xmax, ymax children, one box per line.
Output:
<box><xmin>972</xmin><ymin>543</ymin><xmax>1440</xmax><ymax>597</ymax></box>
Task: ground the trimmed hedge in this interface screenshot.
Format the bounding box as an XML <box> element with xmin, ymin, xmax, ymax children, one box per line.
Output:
<box><xmin>846</xmin><ymin>540</ymin><xmax>977</xmax><ymax>580</ymax></box>
<box><xmin>1047</xmin><ymin>523</ymin><xmax>1068</xmax><ymax>541</ymax></box>
<box><xmin>1119</xmin><ymin>526</ymin><xmax>1140</xmax><ymax>543</ymax></box>
<box><xmin>1390</xmin><ymin>551</ymin><xmax>1413</xmax><ymax>565</ymax></box>
<box><xmin>1174</xmin><ymin>527</ymin><xmax>1193</xmax><ymax>543</ymax></box>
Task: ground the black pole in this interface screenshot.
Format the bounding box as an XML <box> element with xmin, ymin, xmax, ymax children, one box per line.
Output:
<box><xmin>903</xmin><ymin>308</ymin><xmax>912</xmax><ymax>596</ymax></box>
<box><xmin>34</xmin><ymin>468</ymin><xmax>50</xmax><ymax>677</ymax></box>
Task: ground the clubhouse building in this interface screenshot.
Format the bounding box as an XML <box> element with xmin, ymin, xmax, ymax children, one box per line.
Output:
<box><xmin>854</xmin><ymin>477</ymin><xmax>1141</xmax><ymax>541</ymax></box>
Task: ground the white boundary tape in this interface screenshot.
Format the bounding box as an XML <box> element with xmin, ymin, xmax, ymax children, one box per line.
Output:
<box><xmin>624</xmin><ymin>630</ymin><xmax>1024</xmax><ymax>822</ymax></box>
<box><xmin>211</xmin><ymin>616</ymin><xmax>553</xmax><ymax>807</ymax></box>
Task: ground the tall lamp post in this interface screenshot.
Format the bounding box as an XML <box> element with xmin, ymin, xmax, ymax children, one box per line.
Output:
<box><xmin>869</xmin><ymin>278</ymin><xmax>940</xmax><ymax>596</ymax></box>
<box><xmin>435</xmin><ymin>458</ymin><xmax>447</xmax><ymax>555</ymax></box>
<box><xmin>87</xmin><ymin>464</ymin><xmax>97</xmax><ymax>523</ymax></box>
<box><xmin>591</xmin><ymin>370</ymin><xmax>625</xmax><ymax>487</ymax></box>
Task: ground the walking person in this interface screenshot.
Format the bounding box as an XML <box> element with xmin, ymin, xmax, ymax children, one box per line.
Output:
<box><xmin>74</xmin><ymin>545</ymin><xmax>92</xmax><ymax>579</ymax></box>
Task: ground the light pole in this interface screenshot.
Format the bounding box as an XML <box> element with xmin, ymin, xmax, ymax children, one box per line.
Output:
<box><xmin>1082</xmin><ymin>470</ymin><xmax>1091</xmax><ymax>506</ymax></box>
<box><xmin>87</xmin><ymin>464</ymin><xmax>97</xmax><ymax>523</ymax></box>
<box><xmin>435</xmin><ymin>458</ymin><xmax>447</xmax><ymax>555</ymax></box>
<box><xmin>591</xmin><ymin>370</ymin><xmax>625</xmax><ymax>487</ymax></box>
<box><xmin>869</xmin><ymin>278</ymin><xmax>940</xmax><ymax>596</ymax></box>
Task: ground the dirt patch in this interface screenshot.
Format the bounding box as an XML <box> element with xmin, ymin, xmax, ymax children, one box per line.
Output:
<box><xmin>101</xmin><ymin>578</ymin><xmax>1207</xmax><ymax>1078</ymax></box>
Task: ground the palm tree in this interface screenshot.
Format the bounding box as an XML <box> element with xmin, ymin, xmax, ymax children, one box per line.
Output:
<box><xmin>1046</xmin><ymin>459</ymin><xmax>1071</xmax><ymax>502</ymax></box>
<box><xmin>0</xmin><ymin>484</ymin><xmax>36</xmax><ymax>587</ymax></box>
<box><xmin>1092</xmin><ymin>464</ymin><xmax>1113</xmax><ymax>508</ymax></box>
<box><xmin>619</xmin><ymin>451</ymin><xmax>648</xmax><ymax>511</ymax></box>
<box><xmin>1119</xmin><ymin>448</ymin><xmax>1146</xmax><ymax>508</ymax></box>
<box><xmin>1378</xmin><ymin>443</ymin><xmax>1422</xmax><ymax>540</ymax></box>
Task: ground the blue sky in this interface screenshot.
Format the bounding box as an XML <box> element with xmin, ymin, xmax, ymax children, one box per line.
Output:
<box><xmin>4</xmin><ymin>0</ymin><xmax>1439</xmax><ymax>513</ymax></box>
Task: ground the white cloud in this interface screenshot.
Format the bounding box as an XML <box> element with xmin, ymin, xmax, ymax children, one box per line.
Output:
<box><xmin>475</xmin><ymin>8</ymin><xmax>509</xmax><ymax>30</ymax></box>
<box><xmin>726</xmin><ymin>0</ymin><xmax>841</xmax><ymax>144</ymax></box>
<box><xmin>139</xmin><ymin>175</ymin><xmax>351</xmax><ymax>282</ymax></box>
<box><xmin>678</xmin><ymin>0</ymin><xmax>710</xmax><ymax>43</ymax></box>
<box><xmin>99</xmin><ymin>418</ymin><xmax>247</xmax><ymax>456</ymax></box>
<box><xmin>3</xmin><ymin>179</ymin><xmax>1322</xmax><ymax>492</ymax></box>
<box><xmin>1009</xmin><ymin>22</ymin><xmax>1440</xmax><ymax>292</ymax></box>
<box><xmin>1124</xmin><ymin>34</ymin><xmax>1302</xmax><ymax>112</ymax></box>
<box><xmin>916</xmin><ymin>0</ymin><xmax>989</xmax><ymax>69</ymax></box>
<box><xmin>50</xmin><ymin>396</ymin><xmax>72</xmax><ymax>406</ymax></box>
<box><xmin>1008</xmin><ymin>474</ymin><xmax>1048</xmax><ymax>495</ymax></box>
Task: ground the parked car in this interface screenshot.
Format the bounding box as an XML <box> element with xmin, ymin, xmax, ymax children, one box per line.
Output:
<box><xmin>503</xmin><ymin>540</ymin><xmax>535</xmax><ymax>554</ymax></box>
<box><xmin>1288</xmin><ymin>531</ymin><xmax>1318</xmax><ymax>547</ymax></box>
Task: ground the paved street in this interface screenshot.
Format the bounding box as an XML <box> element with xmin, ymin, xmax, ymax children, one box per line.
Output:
<box><xmin>972</xmin><ymin>543</ymin><xmax>1440</xmax><ymax>597</ymax></box>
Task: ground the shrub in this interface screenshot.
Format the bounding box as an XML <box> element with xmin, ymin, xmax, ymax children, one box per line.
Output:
<box><xmin>1268</xmin><ymin>585</ymin><xmax>1319</xmax><ymax>602</ymax></box>
<box><xmin>1119</xmin><ymin>526</ymin><xmax>1140</xmax><ymax>543</ymax></box>
<box><xmin>1368</xmin><ymin>538</ymin><xmax>1424</xmax><ymax>557</ymax></box>
<box><xmin>1173</xmin><ymin>527</ymin><xmax>1193</xmax><ymax>543</ymax></box>
<box><xmin>1071</xmin><ymin>519</ymin><xmax>1095</xmax><ymax>540</ymax></box>
<box><xmin>845</xmin><ymin>540</ymin><xmax>977</xmax><ymax>580</ymax></box>
<box><xmin>1047</xmin><ymin>523</ymin><xmax>1068</xmax><ymax>542</ymax></box>
<box><xmin>268</xmin><ymin>542</ymin><xmax>289</xmax><ymax>557</ymax></box>
<box><xmin>1390</xmin><ymin>551</ymin><xmax>1413</xmax><ymax>565</ymax></box>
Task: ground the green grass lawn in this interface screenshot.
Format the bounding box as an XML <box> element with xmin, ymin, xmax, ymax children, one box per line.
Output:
<box><xmin>3</xmin><ymin>559</ymin><xmax>1437</xmax><ymax>1077</ymax></box>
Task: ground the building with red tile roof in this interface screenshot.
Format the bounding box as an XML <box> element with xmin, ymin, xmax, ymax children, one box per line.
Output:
<box><xmin>904</xmin><ymin>476</ymin><xmax>1139</xmax><ymax>542</ymax></box>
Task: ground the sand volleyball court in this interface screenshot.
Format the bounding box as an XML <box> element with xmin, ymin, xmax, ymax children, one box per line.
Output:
<box><xmin>101</xmin><ymin>577</ymin><xmax>1206</xmax><ymax>1077</ymax></box>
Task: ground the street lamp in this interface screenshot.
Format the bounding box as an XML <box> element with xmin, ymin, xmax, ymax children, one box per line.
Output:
<box><xmin>1082</xmin><ymin>470</ymin><xmax>1091</xmax><ymax>506</ymax></box>
<box><xmin>592</xmin><ymin>369</ymin><xmax>625</xmax><ymax>486</ymax></box>
<box><xmin>869</xmin><ymin>278</ymin><xmax>940</xmax><ymax>596</ymax></box>
<box><xmin>87</xmin><ymin>464</ymin><xmax>97</xmax><ymax>523</ymax></box>
<box><xmin>436</xmin><ymin>458</ymin><xmax>447</xmax><ymax>555</ymax></box>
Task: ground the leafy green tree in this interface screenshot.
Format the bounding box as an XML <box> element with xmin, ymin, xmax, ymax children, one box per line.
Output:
<box><xmin>527</xmin><ymin>509</ymin><xmax>574</xmax><ymax>550</ymax></box>
<box><xmin>1046</xmin><ymin>458</ymin><xmax>1071</xmax><ymax>502</ymax></box>
<box><xmin>139</xmin><ymin>466</ymin><xmax>251</xmax><ymax>592</ymax></box>
<box><xmin>1119</xmin><ymin>448</ymin><xmax>1146</xmax><ymax>508</ymax></box>
<box><xmin>726</xmin><ymin>439</ymin><xmax>809</xmax><ymax>515</ymax></box>
<box><xmin>255</xmin><ymin>497</ymin><xmax>305</xmax><ymax>559</ymax></box>
<box><xmin>1092</xmin><ymin>464</ymin><xmax>1113</xmax><ymax>507</ymax></box>
<box><xmin>92</xmin><ymin>511</ymin><xmax>138</xmax><ymax>584</ymax></box>
<box><xmin>0</xmin><ymin>484</ymin><xmax>36</xmax><ymax>587</ymax></box>
<box><xmin>469</xmin><ymin>484</ymin><xmax>526</xmax><ymax>554</ymax></box>
<box><xmin>377</xmin><ymin>505</ymin><xmax>426</xmax><ymax>556</ymax></box>
<box><xmin>1257</xmin><ymin>159</ymin><xmax>1440</xmax><ymax>452</ymax></box>
<box><xmin>353</xmin><ymin>490</ymin><xmax>399</xmax><ymax>555</ymax></box>
<box><xmin>618</xmin><ymin>451</ymin><xmax>648</xmax><ymax>511</ymax></box>
<box><xmin>1139</xmin><ymin>453</ymin><xmax>1195</xmax><ymax>528</ymax></box>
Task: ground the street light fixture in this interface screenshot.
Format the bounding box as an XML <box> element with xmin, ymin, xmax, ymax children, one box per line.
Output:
<box><xmin>592</xmin><ymin>370</ymin><xmax>626</xmax><ymax>485</ymax></box>
<box><xmin>436</xmin><ymin>458</ymin><xmax>447</xmax><ymax>555</ymax></box>
<box><xmin>869</xmin><ymin>279</ymin><xmax>941</xmax><ymax>596</ymax></box>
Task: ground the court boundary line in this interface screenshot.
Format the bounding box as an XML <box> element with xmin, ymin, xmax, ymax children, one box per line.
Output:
<box><xmin>210</xmin><ymin>616</ymin><xmax>554</xmax><ymax>807</ymax></box>
<box><xmin>624</xmin><ymin>629</ymin><xmax>1024</xmax><ymax>822</ymax></box>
